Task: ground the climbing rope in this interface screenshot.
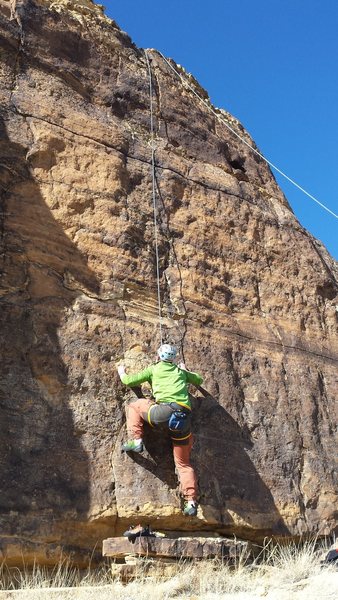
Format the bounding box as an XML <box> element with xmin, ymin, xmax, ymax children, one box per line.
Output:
<box><xmin>154</xmin><ymin>50</ymin><xmax>338</xmax><ymax>221</ymax></box>
<box><xmin>144</xmin><ymin>49</ymin><xmax>164</xmax><ymax>345</ymax></box>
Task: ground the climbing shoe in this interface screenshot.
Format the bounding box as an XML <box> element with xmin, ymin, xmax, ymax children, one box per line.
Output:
<box><xmin>121</xmin><ymin>439</ymin><xmax>144</xmax><ymax>453</ymax></box>
<box><xmin>183</xmin><ymin>500</ymin><xmax>198</xmax><ymax>517</ymax></box>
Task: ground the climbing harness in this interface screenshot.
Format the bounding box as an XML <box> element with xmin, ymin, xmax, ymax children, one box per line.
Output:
<box><xmin>154</xmin><ymin>50</ymin><xmax>338</xmax><ymax>221</ymax></box>
<box><xmin>144</xmin><ymin>49</ymin><xmax>164</xmax><ymax>345</ymax></box>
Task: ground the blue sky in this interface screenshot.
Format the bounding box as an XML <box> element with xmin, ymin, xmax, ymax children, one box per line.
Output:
<box><xmin>104</xmin><ymin>0</ymin><xmax>338</xmax><ymax>260</ymax></box>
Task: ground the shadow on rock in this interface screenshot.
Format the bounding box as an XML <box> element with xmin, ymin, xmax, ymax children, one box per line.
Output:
<box><xmin>116</xmin><ymin>387</ymin><xmax>177</xmax><ymax>491</ymax></box>
<box><xmin>131</xmin><ymin>426</ymin><xmax>177</xmax><ymax>490</ymax></box>
<box><xmin>116</xmin><ymin>386</ymin><xmax>289</xmax><ymax>539</ymax></box>
<box><xmin>0</xmin><ymin>113</ymin><xmax>100</xmax><ymax>548</ymax></box>
<box><xmin>191</xmin><ymin>387</ymin><xmax>290</xmax><ymax>537</ymax></box>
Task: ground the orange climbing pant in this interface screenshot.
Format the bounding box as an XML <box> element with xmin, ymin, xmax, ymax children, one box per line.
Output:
<box><xmin>126</xmin><ymin>397</ymin><xmax>197</xmax><ymax>501</ymax></box>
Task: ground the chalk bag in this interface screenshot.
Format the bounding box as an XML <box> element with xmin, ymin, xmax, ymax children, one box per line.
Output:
<box><xmin>168</xmin><ymin>410</ymin><xmax>188</xmax><ymax>432</ymax></box>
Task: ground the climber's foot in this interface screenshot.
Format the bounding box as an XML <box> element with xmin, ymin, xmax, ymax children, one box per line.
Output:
<box><xmin>121</xmin><ymin>439</ymin><xmax>144</xmax><ymax>453</ymax></box>
<box><xmin>183</xmin><ymin>500</ymin><xmax>198</xmax><ymax>517</ymax></box>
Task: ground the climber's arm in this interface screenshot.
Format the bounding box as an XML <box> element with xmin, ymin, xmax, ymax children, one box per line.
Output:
<box><xmin>186</xmin><ymin>370</ymin><xmax>203</xmax><ymax>386</ymax></box>
<box><xmin>117</xmin><ymin>364</ymin><xmax>153</xmax><ymax>387</ymax></box>
<box><xmin>179</xmin><ymin>362</ymin><xmax>203</xmax><ymax>387</ymax></box>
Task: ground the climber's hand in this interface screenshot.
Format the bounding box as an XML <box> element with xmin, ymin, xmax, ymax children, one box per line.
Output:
<box><xmin>178</xmin><ymin>361</ymin><xmax>187</xmax><ymax>370</ymax></box>
<box><xmin>117</xmin><ymin>364</ymin><xmax>126</xmax><ymax>378</ymax></box>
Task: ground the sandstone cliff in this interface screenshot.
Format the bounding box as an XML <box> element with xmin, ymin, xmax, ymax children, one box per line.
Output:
<box><xmin>0</xmin><ymin>0</ymin><xmax>337</xmax><ymax>566</ymax></box>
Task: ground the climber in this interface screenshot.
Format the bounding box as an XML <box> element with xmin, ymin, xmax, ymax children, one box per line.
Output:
<box><xmin>117</xmin><ymin>344</ymin><xmax>203</xmax><ymax>517</ymax></box>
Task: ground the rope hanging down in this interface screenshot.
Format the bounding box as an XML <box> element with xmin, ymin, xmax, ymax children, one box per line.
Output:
<box><xmin>155</xmin><ymin>51</ymin><xmax>338</xmax><ymax>221</ymax></box>
<box><xmin>144</xmin><ymin>49</ymin><xmax>164</xmax><ymax>345</ymax></box>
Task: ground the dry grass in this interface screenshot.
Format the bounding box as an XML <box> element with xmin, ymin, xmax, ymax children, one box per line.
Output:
<box><xmin>0</xmin><ymin>539</ymin><xmax>337</xmax><ymax>600</ymax></box>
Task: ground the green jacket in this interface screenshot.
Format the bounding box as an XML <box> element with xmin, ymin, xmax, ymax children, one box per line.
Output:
<box><xmin>121</xmin><ymin>361</ymin><xmax>203</xmax><ymax>410</ymax></box>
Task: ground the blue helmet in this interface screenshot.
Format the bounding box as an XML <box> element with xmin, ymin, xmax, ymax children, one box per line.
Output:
<box><xmin>157</xmin><ymin>343</ymin><xmax>177</xmax><ymax>362</ymax></box>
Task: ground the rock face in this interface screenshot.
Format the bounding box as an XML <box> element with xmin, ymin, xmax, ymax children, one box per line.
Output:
<box><xmin>0</xmin><ymin>0</ymin><xmax>337</xmax><ymax>566</ymax></box>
